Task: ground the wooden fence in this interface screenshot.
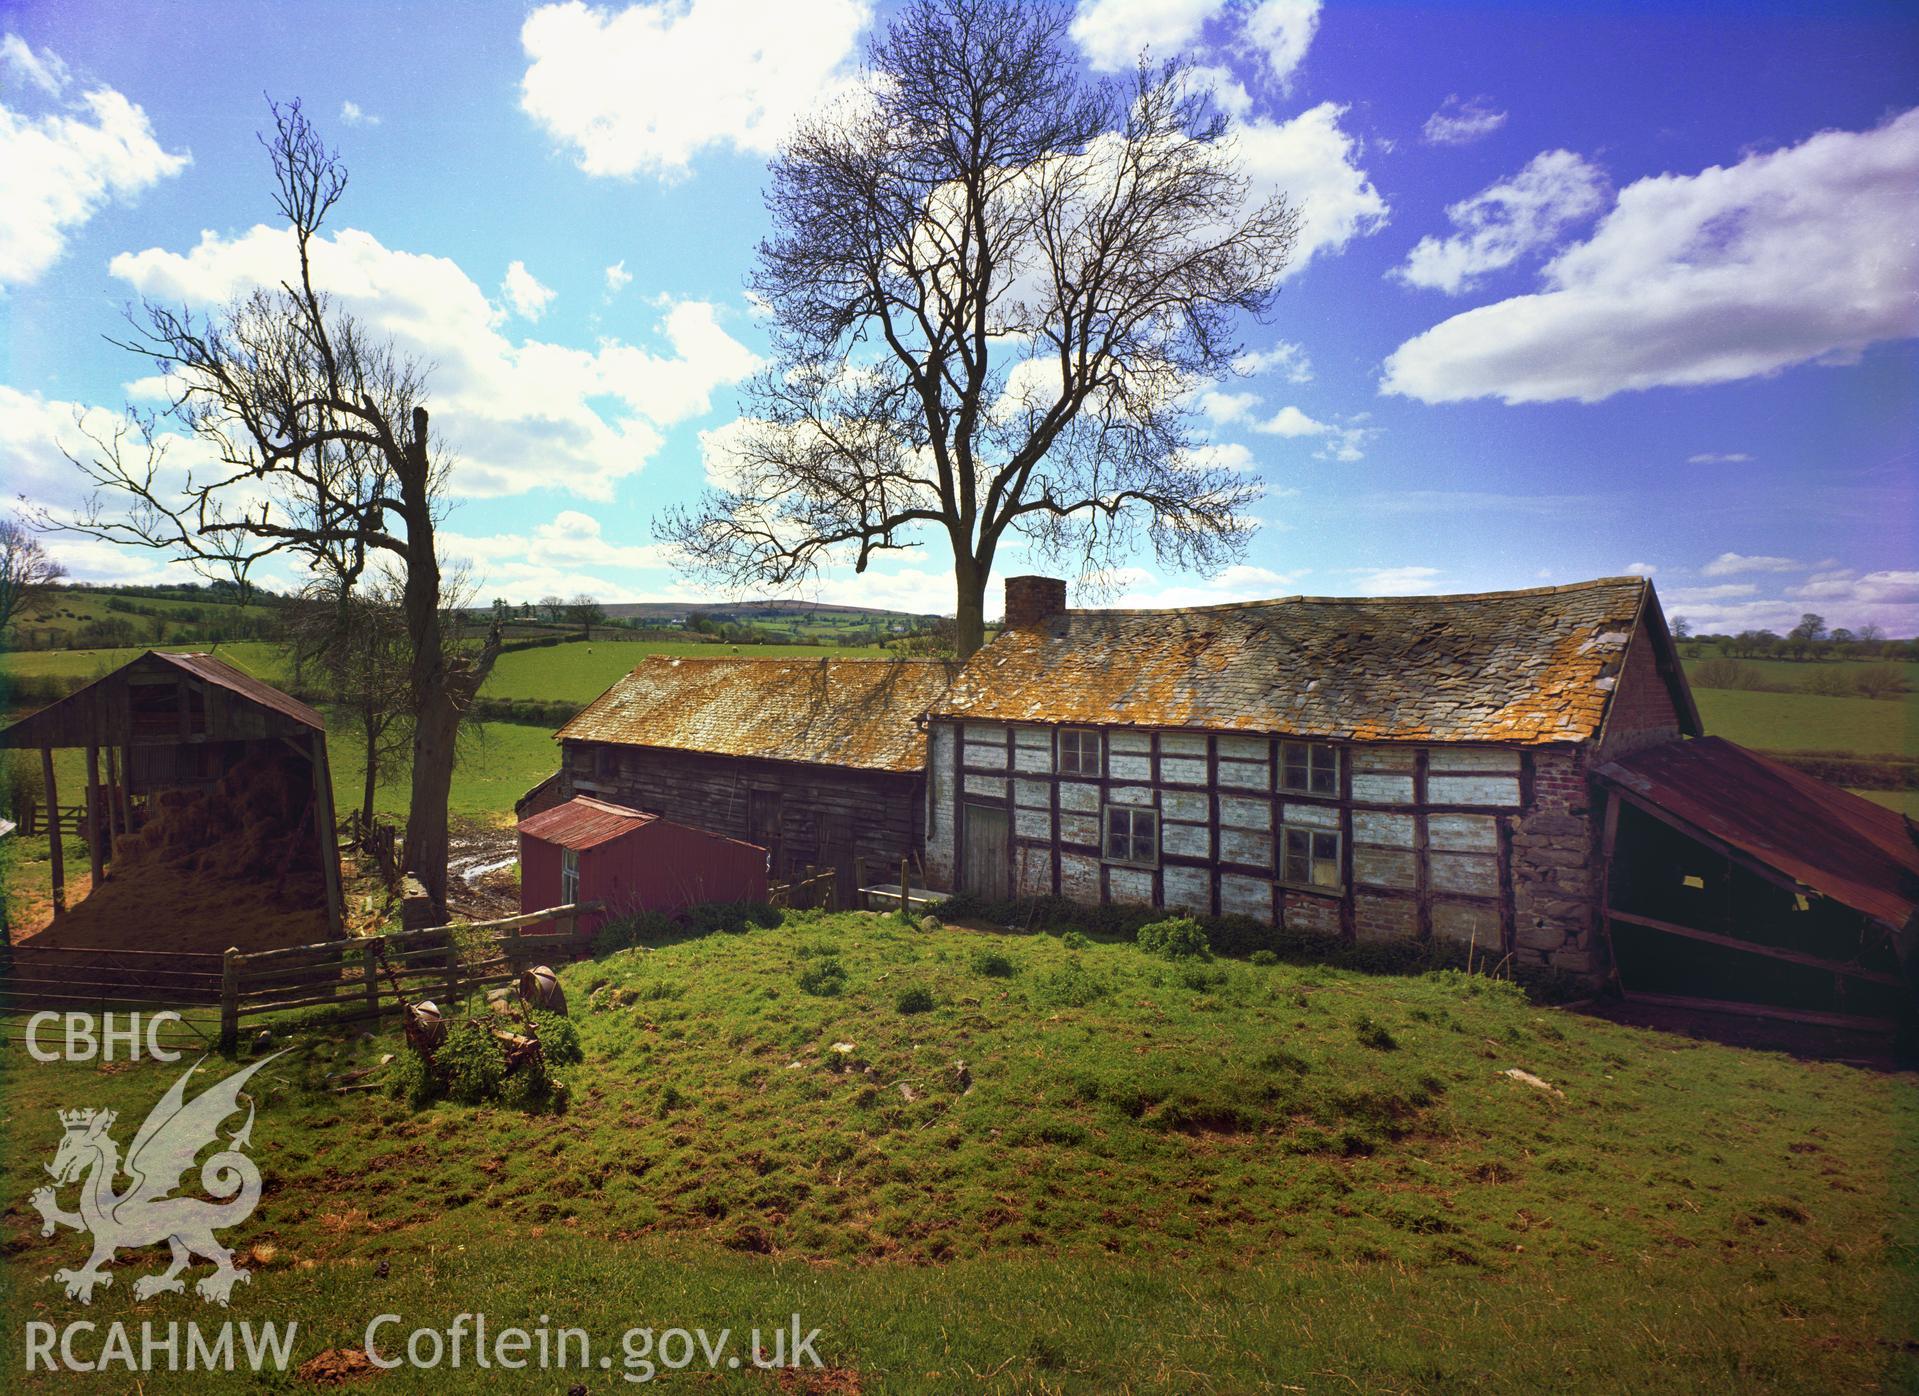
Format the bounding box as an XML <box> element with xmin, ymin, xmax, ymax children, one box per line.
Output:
<box><xmin>217</xmin><ymin>902</ymin><xmax>601</xmax><ymax>1050</ymax></box>
<box><xmin>0</xmin><ymin>944</ymin><xmax>225</xmax><ymax>1049</ymax></box>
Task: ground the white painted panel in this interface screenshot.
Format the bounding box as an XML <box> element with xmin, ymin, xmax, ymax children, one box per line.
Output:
<box><xmin>1014</xmin><ymin>807</ymin><xmax>1053</xmax><ymax>840</ymax></box>
<box><xmin>927</xmin><ymin>725</ymin><xmax>956</xmax><ymax>881</ymax></box>
<box><xmin>1218</xmin><ymin>794</ymin><xmax>1271</xmax><ymax>831</ymax></box>
<box><xmin>1016</xmin><ymin>846</ymin><xmax>1053</xmax><ymax>898</ymax></box>
<box><xmin>1059</xmin><ymin>813</ymin><xmax>1100</xmax><ymax>846</ymax></box>
<box><xmin>1059</xmin><ymin>782</ymin><xmax>1101</xmax><ymax>812</ymax></box>
<box><xmin>1162</xmin><ymin>821</ymin><xmax>1210</xmax><ymax>858</ymax></box>
<box><xmin>1216</xmin><ymin>760</ymin><xmax>1270</xmax><ymax>791</ymax></box>
<box><xmin>1220</xmin><ymin>828</ymin><xmax>1273</xmax><ymax>868</ymax></box>
<box><xmin>1109</xmin><ymin>785</ymin><xmax>1155</xmax><ymax>806</ymax></box>
<box><xmin>964</xmin><ymin>742</ymin><xmax>1008</xmax><ymax>770</ymax></box>
<box><xmin>1161</xmin><ymin>790</ymin><xmax>1211</xmax><ymax>823</ymax></box>
<box><xmin>1060</xmin><ymin>851</ymin><xmax>1101</xmax><ymax>901</ymax></box>
<box><xmin>1352</xmin><ymin>773</ymin><xmax>1415</xmax><ymax>805</ymax></box>
<box><xmin>1429</xmin><ymin>748</ymin><xmax>1520</xmax><ymax>773</ymax></box>
<box><xmin>1219</xmin><ymin>874</ymin><xmax>1274</xmax><ymax>919</ymax></box>
<box><xmin>1109</xmin><ymin>731</ymin><xmax>1152</xmax><ymax>754</ymax></box>
<box><xmin>1428</xmin><ymin>774</ymin><xmax>1522</xmax><ymax>807</ymax></box>
<box><xmin>1160</xmin><ymin>732</ymin><xmax>1207</xmax><ymax>757</ymax></box>
<box><xmin>1013</xmin><ymin>744</ymin><xmax>1054</xmax><ymax>774</ymax></box>
<box><xmin>1432</xmin><ymin>899</ymin><xmax>1501</xmax><ymax>946</ymax></box>
<box><xmin>964</xmin><ymin>723</ymin><xmax>1007</xmax><ymax>742</ymax></box>
<box><xmin>1354</xmin><ymin>845</ymin><xmax>1416</xmax><ymax>890</ymax></box>
<box><xmin>1160</xmin><ymin>756</ymin><xmax>1208</xmax><ymax>786</ymax></box>
<box><xmin>1281</xmin><ymin>801</ymin><xmax>1340</xmax><ymax>830</ymax></box>
<box><xmin>1428</xmin><ymin>813</ymin><xmax>1499</xmax><ymax>852</ymax></box>
<box><xmin>963</xmin><ymin>774</ymin><xmax>1007</xmax><ymax>798</ymax></box>
<box><xmin>1013</xmin><ymin>726</ymin><xmax>1051</xmax><ymax>749</ymax></box>
<box><xmin>1352</xmin><ymin>810</ymin><xmax>1415</xmax><ymax>847</ymax></box>
<box><xmin>1109</xmin><ymin>753</ymin><xmax>1152</xmax><ymax>781</ymax></box>
<box><xmin>1013</xmin><ymin>778</ymin><xmax>1051</xmax><ymax>809</ymax></box>
<box><xmin>1353</xmin><ymin>745</ymin><xmax>1416</xmax><ymax>773</ymax></box>
<box><xmin>1107</xmin><ymin>866</ymin><xmax>1155</xmax><ymax>906</ymax></box>
<box><xmin>1163</xmin><ymin>864</ymin><xmax>1212</xmax><ymax>914</ymax></box>
<box><xmin>1217</xmin><ymin>734</ymin><xmax>1268</xmax><ymax>760</ymax></box>
<box><xmin>1429</xmin><ymin>851</ymin><xmax>1500</xmax><ymax>896</ymax></box>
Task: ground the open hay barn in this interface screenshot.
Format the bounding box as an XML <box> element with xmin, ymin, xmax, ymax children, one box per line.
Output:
<box><xmin>1</xmin><ymin>651</ymin><xmax>344</xmax><ymax>950</ymax></box>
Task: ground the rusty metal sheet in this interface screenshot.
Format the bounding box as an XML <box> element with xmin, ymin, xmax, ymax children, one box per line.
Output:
<box><xmin>928</xmin><ymin>578</ymin><xmax>1679</xmax><ymax>746</ymax></box>
<box><xmin>518</xmin><ymin>795</ymin><xmax>655</xmax><ymax>850</ymax></box>
<box><xmin>1594</xmin><ymin>736</ymin><xmax>1919</xmax><ymax>934</ymax></box>
<box><xmin>557</xmin><ymin>657</ymin><xmax>956</xmax><ymax>774</ymax></box>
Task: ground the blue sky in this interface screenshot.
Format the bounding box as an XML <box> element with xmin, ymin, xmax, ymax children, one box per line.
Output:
<box><xmin>2</xmin><ymin>0</ymin><xmax>1915</xmax><ymax>633</ymax></box>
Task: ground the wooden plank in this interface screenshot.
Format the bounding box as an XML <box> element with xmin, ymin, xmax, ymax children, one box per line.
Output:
<box><xmin>42</xmin><ymin>748</ymin><xmax>64</xmax><ymax>917</ymax></box>
<box><xmin>1620</xmin><ymin>989</ymin><xmax>1899</xmax><ymax>1033</ymax></box>
<box><xmin>1606</xmin><ymin>909</ymin><xmax>1905</xmax><ymax>988</ymax></box>
<box><xmin>310</xmin><ymin>731</ymin><xmax>344</xmax><ymax>940</ymax></box>
<box><xmin>85</xmin><ymin>745</ymin><xmax>104</xmax><ymax>888</ymax></box>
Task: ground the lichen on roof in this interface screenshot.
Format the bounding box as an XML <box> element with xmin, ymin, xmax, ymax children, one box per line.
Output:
<box><xmin>558</xmin><ymin>656</ymin><xmax>958</xmax><ymax>773</ymax></box>
<box><xmin>927</xmin><ymin>578</ymin><xmax>1657</xmax><ymax>745</ymax></box>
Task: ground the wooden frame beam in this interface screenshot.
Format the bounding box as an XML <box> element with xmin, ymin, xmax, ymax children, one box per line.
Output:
<box><xmin>1619</xmin><ymin>989</ymin><xmax>1899</xmax><ymax>1033</ymax></box>
<box><xmin>1605</xmin><ymin>908</ymin><xmax>1904</xmax><ymax>988</ymax></box>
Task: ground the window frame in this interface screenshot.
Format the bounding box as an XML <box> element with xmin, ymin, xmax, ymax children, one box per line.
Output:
<box><xmin>1278</xmin><ymin>740</ymin><xmax>1340</xmax><ymax>796</ymax></box>
<box><xmin>560</xmin><ymin>847</ymin><xmax>580</xmax><ymax>904</ymax></box>
<box><xmin>1102</xmin><ymin>802</ymin><xmax>1159</xmax><ymax>867</ymax></box>
<box><xmin>1057</xmin><ymin>727</ymin><xmax>1101</xmax><ymax>777</ymax></box>
<box><xmin>1278</xmin><ymin>823</ymin><xmax>1342</xmax><ymax>894</ymax></box>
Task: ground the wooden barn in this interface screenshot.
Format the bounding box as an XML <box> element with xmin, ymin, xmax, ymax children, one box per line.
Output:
<box><xmin>922</xmin><ymin>575</ymin><xmax>1698</xmax><ymax>986</ymax></box>
<box><xmin>518</xmin><ymin>795</ymin><xmax>768</xmax><ymax>935</ymax></box>
<box><xmin>533</xmin><ymin>656</ymin><xmax>956</xmax><ymax>902</ymax></box>
<box><xmin>0</xmin><ymin>650</ymin><xmax>344</xmax><ymax>943</ymax></box>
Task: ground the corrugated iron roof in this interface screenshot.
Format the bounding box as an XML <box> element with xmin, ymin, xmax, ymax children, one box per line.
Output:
<box><xmin>153</xmin><ymin>652</ymin><xmax>325</xmax><ymax>731</ymax></box>
<box><xmin>927</xmin><ymin>578</ymin><xmax>1662</xmax><ymax>745</ymax></box>
<box><xmin>557</xmin><ymin>656</ymin><xmax>957</xmax><ymax>773</ymax></box>
<box><xmin>1595</xmin><ymin>737</ymin><xmax>1919</xmax><ymax>933</ymax></box>
<box><xmin>519</xmin><ymin>795</ymin><xmax>657</xmax><ymax>850</ymax></box>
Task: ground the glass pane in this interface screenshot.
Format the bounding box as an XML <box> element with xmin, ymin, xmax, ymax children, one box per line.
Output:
<box><xmin>1285</xmin><ymin>828</ymin><xmax>1309</xmax><ymax>855</ymax></box>
<box><xmin>1312</xmin><ymin>857</ymin><xmax>1339</xmax><ymax>887</ymax></box>
<box><xmin>1284</xmin><ymin>851</ymin><xmax>1307</xmax><ymax>883</ymax></box>
<box><xmin>1310</xmin><ymin>750</ymin><xmax>1336</xmax><ymax>793</ymax></box>
<box><xmin>1314</xmin><ymin>832</ymin><xmax>1338</xmax><ymax>861</ymax></box>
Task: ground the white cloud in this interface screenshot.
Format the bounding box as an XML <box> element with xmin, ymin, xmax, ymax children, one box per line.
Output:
<box><xmin>1237</xmin><ymin>102</ymin><xmax>1389</xmax><ymax>276</ymax></box>
<box><xmin>439</xmin><ymin>511</ymin><xmax>674</xmax><ymax>599</ymax></box>
<box><xmin>1233</xmin><ymin>340</ymin><xmax>1312</xmax><ymax>382</ymax></box>
<box><xmin>109</xmin><ymin>224</ymin><xmax>759</xmax><ymax>500</ymax></box>
<box><xmin>1382</xmin><ymin>107</ymin><xmax>1919</xmax><ymax>404</ymax></box>
<box><xmin>1349</xmin><ymin>565</ymin><xmax>1444</xmax><ymax>596</ymax></box>
<box><xmin>1421</xmin><ymin>94</ymin><xmax>1506</xmax><ymax>147</ymax></box>
<box><xmin>1196</xmin><ymin>389</ymin><xmax>1260</xmax><ymax>425</ymax></box>
<box><xmin>519</xmin><ymin>0</ymin><xmax>871</xmax><ymax>180</ymax></box>
<box><xmin>1393</xmin><ymin>149</ymin><xmax>1607</xmax><ymax>294</ymax></box>
<box><xmin>604</xmin><ymin>259</ymin><xmax>632</xmax><ymax>295</ymax></box>
<box><xmin>1623</xmin><ymin>562</ymin><xmax>1656</xmax><ymax>577</ymax></box>
<box><xmin>1256</xmin><ymin>404</ymin><xmax>1329</xmax><ymax>437</ymax></box>
<box><xmin>1665</xmin><ymin>583</ymin><xmax>1759</xmax><ymax>602</ymax></box>
<box><xmin>1071</xmin><ymin>0</ymin><xmax>1320</xmax><ymax>88</ymax></box>
<box><xmin>1791</xmin><ymin>568</ymin><xmax>1919</xmax><ymax>606</ymax></box>
<box><xmin>1702</xmin><ymin>551</ymin><xmax>1802</xmax><ymax>577</ymax></box>
<box><xmin>1252</xmin><ymin>404</ymin><xmax>1375</xmax><ymax>460</ymax></box>
<box><xmin>1660</xmin><ymin>571</ymin><xmax>1919</xmax><ymax>636</ymax></box>
<box><xmin>500</xmin><ymin>259</ymin><xmax>556</xmax><ymax>321</ymax></box>
<box><xmin>339</xmin><ymin>100</ymin><xmax>380</xmax><ymax>127</ymax></box>
<box><xmin>1686</xmin><ymin>451</ymin><xmax>1751</xmax><ymax>464</ymax></box>
<box><xmin>0</xmin><ymin>45</ymin><xmax>189</xmax><ymax>290</ymax></box>
<box><xmin>1107</xmin><ymin>561</ymin><xmax>1304</xmax><ymax>609</ymax></box>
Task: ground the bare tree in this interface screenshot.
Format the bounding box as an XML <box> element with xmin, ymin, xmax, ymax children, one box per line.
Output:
<box><xmin>566</xmin><ymin>593</ymin><xmax>606</xmax><ymax>639</ymax></box>
<box><xmin>285</xmin><ymin>573</ymin><xmax>413</xmax><ymax>829</ymax></box>
<box><xmin>46</xmin><ymin>99</ymin><xmax>498</xmax><ymax>912</ymax></box>
<box><xmin>660</xmin><ymin>0</ymin><xmax>1299</xmax><ymax>658</ymax></box>
<box><xmin>0</xmin><ymin>518</ymin><xmax>67</xmax><ymax>645</ymax></box>
<box><xmin>539</xmin><ymin>595</ymin><xmax>567</xmax><ymax>625</ymax></box>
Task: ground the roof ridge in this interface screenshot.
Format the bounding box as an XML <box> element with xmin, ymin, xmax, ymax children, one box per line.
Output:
<box><xmin>1055</xmin><ymin>576</ymin><xmax>1646</xmax><ymax>618</ymax></box>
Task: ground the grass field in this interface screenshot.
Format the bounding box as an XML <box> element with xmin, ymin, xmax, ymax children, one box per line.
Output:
<box><xmin>2</xmin><ymin>913</ymin><xmax>1913</xmax><ymax>1392</ymax></box>
<box><xmin>1691</xmin><ymin>687</ymin><xmax>1915</xmax><ymax>757</ymax></box>
<box><xmin>480</xmin><ymin>636</ymin><xmax>889</xmax><ymax>703</ymax></box>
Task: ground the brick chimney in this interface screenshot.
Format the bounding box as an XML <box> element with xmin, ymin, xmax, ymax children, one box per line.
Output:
<box><xmin>1003</xmin><ymin>575</ymin><xmax>1067</xmax><ymax>630</ymax></box>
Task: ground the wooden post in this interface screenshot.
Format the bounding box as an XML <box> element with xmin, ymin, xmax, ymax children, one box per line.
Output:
<box><xmin>309</xmin><ymin>732</ymin><xmax>345</xmax><ymax>940</ymax></box>
<box><xmin>42</xmin><ymin>748</ymin><xmax>65</xmax><ymax>918</ymax></box>
<box><xmin>900</xmin><ymin>858</ymin><xmax>910</xmax><ymax>919</ymax></box>
<box><xmin>115</xmin><ymin>743</ymin><xmax>133</xmax><ymax>838</ymax></box>
<box><xmin>219</xmin><ymin>947</ymin><xmax>240</xmax><ymax>1052</ymax></box>
<box><xmin>362</xmin><ymin>941</ymin><xmax>380</xmax><ymax>1020</ymax></box>
<box><xmin>85</xmin><ymin>745</ymin><xmax>105</xmax><ymax>889</ymax></box>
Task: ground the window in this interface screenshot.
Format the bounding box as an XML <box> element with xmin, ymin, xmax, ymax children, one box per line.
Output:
<box><xmin>560</xmin><ymin>848</ymin><xmax>580</xmax><ymax>904</ymax></box>
<box><xmin>1281</xmin><ymin>826</ymin><xmax>1341</xmax><ymax>890</ymax></box>
<box><xmin>1280</xmin><ymin>741</ymin><xmax>1339</xmax><ymax>795</ymax></box>
<box><xmin>1059</xmin><ymin>728</ymin><xmax>1100</xmax><ymax>776</ymax></box>
<box><xmin>1104</xmin><ymin>804</ymin><xmax>1158</xmax><ymax>865</ymax></box>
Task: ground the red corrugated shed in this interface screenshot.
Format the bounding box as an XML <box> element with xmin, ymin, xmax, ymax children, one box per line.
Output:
<box><xmin>519</xmin><ymin>796</ymin><xmax>767</xmax><ymax>934</ymax></box>
<box><xmin>1595</xmin><ymin>737</ymin><xmax>1919</xmax><ymax>933</ymax></box>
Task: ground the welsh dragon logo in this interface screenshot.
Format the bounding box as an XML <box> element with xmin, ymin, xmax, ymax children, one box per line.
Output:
<box><xmin>30</xmin><ymin>1051</ymin><xmax>288</xmax><ymax>1306</ymax></box>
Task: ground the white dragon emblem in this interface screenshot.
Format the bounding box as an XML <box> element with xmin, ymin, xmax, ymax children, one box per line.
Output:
<box><xmin>30</xmin><ymin>1051</ymin><xmax>288</xmax><ymax>1306</ymax></box>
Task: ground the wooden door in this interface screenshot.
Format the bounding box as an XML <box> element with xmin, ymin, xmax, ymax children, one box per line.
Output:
<box><xmin>961</xmin><ymin>803</ymin><xmax>1010</xmax><ymax>900</ymax></box>
<box><xmin>747</xmin><ymin>789</ymin><xmax>784</xmax><ymax>877</ymax></box>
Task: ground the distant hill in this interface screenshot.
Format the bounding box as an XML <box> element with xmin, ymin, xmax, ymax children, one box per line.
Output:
<box><xmin>594</xmin><ymin>599</ymin><xmax>942</xmax><ymax>623</ymax></box>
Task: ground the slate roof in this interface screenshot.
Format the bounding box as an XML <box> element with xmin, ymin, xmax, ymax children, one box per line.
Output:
<box><xmin>927</xmin><ymin>578</ymin><xmax>1676</xmax><ymax>745</ymax></box>
<box><xmin>557</xmin><ymin>656</ymin><xmax>958</xmax><ymax>773</ymax></box>
<box><xmin>1595</xmin><ymin>737</ymin><xmax>1919</xmax><ymax>935</ymax></box>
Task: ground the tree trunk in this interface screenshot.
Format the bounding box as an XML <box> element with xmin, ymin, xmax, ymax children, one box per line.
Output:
<box><xmin>359</xmin><ymin>705</ymin><xmax>380</xmax><ymax>829</ymax></box>
<box><xmin>953</xmin><ymin>554</ymin><xmax>987</xmax><ymax>662</ymax></box>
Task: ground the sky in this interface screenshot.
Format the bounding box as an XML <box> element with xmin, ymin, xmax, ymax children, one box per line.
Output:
<box><xmin>2</xmin><ymin>0</ymin><xmax>1915</xmax><ymax>635</ymax></box>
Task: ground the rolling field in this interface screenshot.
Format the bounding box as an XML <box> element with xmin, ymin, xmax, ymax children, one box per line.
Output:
<box><xmin>1691</xmin><ymin>687</ymin><xmax>1915</xmax><ymax>757</ymax></box>
<box><xmin>479</xmin><ymin>636</ymin><xmax>889</xmax><ymax>703</ymax></box>
<box><xmin>2</xmin><ymin>914</ymin><xmax>1913</xmax><ymax>1392</ymax></box>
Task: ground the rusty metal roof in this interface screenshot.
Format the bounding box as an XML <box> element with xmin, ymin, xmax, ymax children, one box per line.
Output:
<box><xmin>556</xmin><ymin>656</ymin><xmax>958</xmax><ymax>773</ymax></box>
<box><xmin>518</xmin><ymin>795</ymin><xmax>656</xmax><ymax>850</ymax></box>
<box><xmin>928</xmin><ymin>578</ymin><xmax>1670</xmax><ymax>745</ymax></box>
<box><xmin>152</xmin><ymin>652</ymin><xmax>324</xmax><ymax>730</ymax></box>
<box><xmin>1596</xmin><ymin>737</ymin><xmax>1919</xmax><ymax>933</ymax></box>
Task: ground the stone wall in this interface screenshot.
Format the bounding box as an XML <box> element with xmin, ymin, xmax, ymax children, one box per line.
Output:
<box><xmin>1506</xmin><ymin>746</ymin><xmax>1601</xmax><ymax>979</ymax></box>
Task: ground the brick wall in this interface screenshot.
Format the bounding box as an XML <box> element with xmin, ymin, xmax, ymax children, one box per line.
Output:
<box><xmin>1599</xmin><ymin>633</ymin><xmax>1685</xmax><ymax>759</ymax></box>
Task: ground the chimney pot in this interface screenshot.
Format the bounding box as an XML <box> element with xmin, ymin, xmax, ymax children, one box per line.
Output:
<box><xmin>1003</xmin><ymin>575</ymin><xmax>1067</xmax><ymax>630</ymax></box>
